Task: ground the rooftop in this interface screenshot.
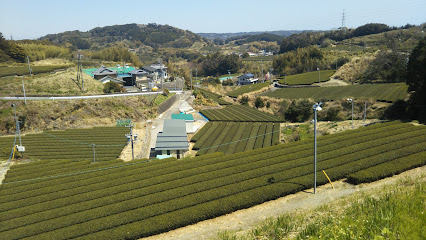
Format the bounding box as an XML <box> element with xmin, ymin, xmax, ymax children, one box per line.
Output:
<box><xmin>155</xmin><ymin>119</ymin><xmax>189</xmax><ymax>151</ymax></box>
<box><xmin>171</xmin><ymin>114</ymin><xmax>194</xmax><ymax>121</ymax></box>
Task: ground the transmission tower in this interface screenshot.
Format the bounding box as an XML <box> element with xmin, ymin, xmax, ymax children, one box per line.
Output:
<box><xmin>341</xmin><ymin>9</ymin><xmax>346</xmax><ymax>34</ymax></box>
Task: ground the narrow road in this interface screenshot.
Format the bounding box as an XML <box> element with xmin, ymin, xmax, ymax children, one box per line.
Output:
<box><xmin>145</xmin><ymin>91</ymin><xmax>192</xmax><ymax>159</ymax></box>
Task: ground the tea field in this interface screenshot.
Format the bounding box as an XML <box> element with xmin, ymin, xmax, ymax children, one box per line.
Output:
<box><xmin>200</xmin><ymin>105</ymin><xmax>283</xmax><ymax>122</ymax></box>
<box><xmin>191</xmin><ymin>122</ymin><xmax>280</xmax><ymax>155</ymax></box>
<box><xmin>0</xmin><ymin>121</ymin><xmax>425</xmax><ymax>239</ymax></box>
<box><xmin>278</xmin><ymin>70</ymin><xmax>335</xmax><ymax>85</ymax></box>
<box><xmin>0</xmin><ymin>127</ymin><xmax>128</xmax><ymax>162</ymax></box>
<box><xmin>198</xmin><ymin>89</ymin><xmax>232</xmax><ymax>105</ymax></box>
<box><xmin>263</xmin><ymin>83</ymin><xmax>408</xmax><ymax>102</ymax></box>
<box><xmin>226</xmin><ymin>82</ymin><xmax>271</xmax><ymax>98</ymax></box>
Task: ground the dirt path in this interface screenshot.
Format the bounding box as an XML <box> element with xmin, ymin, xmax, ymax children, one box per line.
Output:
<box><xmin>314</xmin><ymin>78</ymin><xmax>348</xmax><ymax>87</ymax></box>
<box><xmin>142</xmin><ymin>166</ymin><xmax>425</xmax><ymax>240</ymax></box>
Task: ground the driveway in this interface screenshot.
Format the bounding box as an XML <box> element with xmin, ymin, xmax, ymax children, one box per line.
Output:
<box><xmin>146</xmin><ymin>91</ymin><xmax>192</xmax><ymax>158</ymax></box>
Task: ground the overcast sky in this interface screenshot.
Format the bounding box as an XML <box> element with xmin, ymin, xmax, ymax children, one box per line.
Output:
<box><xmin>1</xmin><ymin>0</ymin><xmax>425</xmax><ymax>40</ymax></box>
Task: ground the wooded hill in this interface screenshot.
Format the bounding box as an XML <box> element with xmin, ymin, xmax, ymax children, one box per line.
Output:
<box><xmin>39</xmin><ymin>23</ymin><xmax>206</xmax><ymax>50</ymax></box>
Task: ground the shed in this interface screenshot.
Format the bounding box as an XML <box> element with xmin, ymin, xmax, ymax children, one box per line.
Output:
<box><xmin>155</xmin><ymin>119</ymin><xmax>189</xmax><ymax>159</ymax></box>
<box><xmin>171</xmin><ymin>114</ymin><xmax>194</xmax><ymax>133</ymax></box>
<box><xmin>237</xmin><ymin>73</ymin><xmax>258</xmax><ymax>85</ymax></box>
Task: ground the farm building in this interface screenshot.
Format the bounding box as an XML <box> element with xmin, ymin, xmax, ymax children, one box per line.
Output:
<box><xmin>155</xmin><ymin>119</ymin><xmax>189</xmax><ymax>159</ymax></box>
<box><xmin>91</xmin><ymin>66</ymin><xmax>117</xmax><ymax>80</ymax></box>
<box><xmin>237</xmin><ymin>73</ymin><xmax>259</xmax><ymax>85</ymax></box>
<box><xmin>171</xmin><ymin>114</ymin><xmax>194</xmax><ymax>133</ymax></box>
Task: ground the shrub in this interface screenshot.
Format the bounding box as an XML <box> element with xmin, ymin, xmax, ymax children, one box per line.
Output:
<box><xmin>103</xmin><ymin>82</ymin><xmax>121</xmax><ymax>93</ymax></box>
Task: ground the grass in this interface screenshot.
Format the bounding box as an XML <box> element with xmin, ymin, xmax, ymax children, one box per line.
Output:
<box><xmin>278</xmin><ymin>70</ymin><xmax>335</xmax><ymax>85</ymax></box>
<box><xmin>282</xmin><ymin>123</ymin><xmax>314</xmax><ymax>142</ymax></box>
<box><xmin>215</xmin><ymin>174</ymin><xmax>425</xmax><ymax>240</ymax></box>
<box><xmin>200</xmin><ymin>46</ymin><xmax>222</xmax><ymax>52</ymax></box>
<box><xmin>0</xmin><ymin>65</ymin><xmax>71</xmax><ymax>77</ymax></box>
<box><xmin>153</xmin><ymin>93</ymin><xmax>175</xmax><ymax>106</ymax></box>
<box><xmin>0</xmin><ymin>70</ymin><xmax>104</xmax><ymax>96</ymax></box>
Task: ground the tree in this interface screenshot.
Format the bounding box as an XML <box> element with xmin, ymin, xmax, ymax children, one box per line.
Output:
<box><xmin>285</xmin><ymin>99</ymin><xmax>314</xmax><ymax>122</ymax></box>
<box><xmin>406</xmin><ymin>38</ymin><xmax>426</xmax><ymax>122</ymax></box>
<box><xmin>239</xmin><ymin>96</ymin><xmax>249</xmax><ymax>105</ymax></box>
<box><xmin>103</xmin><ymin>82</ymin><xmax>122</xmax><ymax>93</ymax></box>
<box><xmin>241</xmin><ymin>52</ymin><xmax>250</xmax><ymax>58</ymax></box>
<box><xmin>407</xmin><ymin>38</ymin><xmax>426</xmax><ymax>93</ymax></box>
<box><xmin>255</xmin><ymin>97</ymin><xmax>264</xmax><ymax>108</ymax></box>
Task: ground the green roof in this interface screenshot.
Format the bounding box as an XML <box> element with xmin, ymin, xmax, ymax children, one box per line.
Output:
<box><xmin>171</xmin><ymin>114</ymin><xmax>194</xmax><ymax>121</ymax></box>
<box><xmin>83</xmin><ymin>66</ymin><xmax>135</xmax><ymax>77</ymax></box>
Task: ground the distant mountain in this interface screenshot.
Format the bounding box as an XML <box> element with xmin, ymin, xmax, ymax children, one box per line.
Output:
<box><xmin>39</xmin><ymin>23</ymin><xmax>205</xmax><ymax>49</ymax></box>
<box><xmin>225</xmin><ymin>33</ymin><xmax>284</xmax><ymax>44</ymax></box>
<box><xmin>198</xmin><ymin>30</ymin><xmax>311</xmax><ymax>40</ymax></box>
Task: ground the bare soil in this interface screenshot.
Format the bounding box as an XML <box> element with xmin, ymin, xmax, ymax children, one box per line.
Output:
<box><xmin>142</xmin><ymin>166</ymin><xmax>425</xmax><ymax>240</ymax></box>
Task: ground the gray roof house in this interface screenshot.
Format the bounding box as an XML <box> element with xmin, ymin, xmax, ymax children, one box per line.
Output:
<box><xmin>155</xmin><ymin>119</ymin><xmax>189</xmax><ymax>159</ymax></box>
<box><xmin>97</xmin><ymin>76</ymin><xmax>125</xmax><ymax>84</ymax></box>
<box><xmin>91</xmin><ymin>67</ymin><xmax>118</xmax><ymax>80</ymax></box>
<box><xmin>142</xmin><ymin>64</ymin><xmax>168</xmax><ymax>80</ymax></box>
<box><xmin>237</xmin><ymin>73</ymin><xmax>259</xmax><ymax>85</ymax></box>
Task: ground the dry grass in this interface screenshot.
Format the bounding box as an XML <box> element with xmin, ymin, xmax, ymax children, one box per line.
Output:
<box><xmin>0</xmin><ymin>69</ymin><xmax>104</xmax><ymax>95</ymax></box>
<box><xmin>31</xmin><ymin>58</ymin><xmax>74</xmax><ymax>66</ymax></box>
<box><xmin>334</xmin><ymin>53</ymin><xmax>376</xmax><ymax>83</ymax></box>
<box><xmin>0</xmin><ymin>96</ymin><xmax>157</xmax><ymax>135</ymax></box>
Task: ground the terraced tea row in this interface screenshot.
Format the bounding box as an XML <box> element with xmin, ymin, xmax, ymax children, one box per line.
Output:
<box><xmin>0</xmin><ymin>127</ymin><xmax>128</xmax><ymax>161</ymax></box>
<box><xmin>191</xmin><ymin>122</ymin><xmax>280</xmax><ymax>155</ymax></box>
<box><xmin>200</xmin><ymin>105</ymin><xmax>283</xmax><ymax>122</ymax></box>
<box><xmin>263</xmin><ymin>83</ymin><xmax>408</xmax><ymax>102</ymax></box>
<box><xmin>0</xmin><ymin>121</ymin><xmax>424</xmax><ymax>239</ymax></box>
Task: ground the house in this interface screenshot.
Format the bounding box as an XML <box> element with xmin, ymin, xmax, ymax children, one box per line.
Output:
<box><xmin>97</xmin><ymin>76</ymin><xmax>125</xmax><ymax>84</ymax></box>
<box><xmin>91</xmin><ymin>66</ymin><xmax>117</xmax><ymax>80</ymax></box>
<box><xmin>171</xmin><ymin>114</ymin><xmax>194</xmax><ymax>133</ymax></box>
<box><xmin>155</xmin><ymin>119</ymin><xmax>189</xmax><ymax>159</ymax></box>
<box><xmin>129</xmin><ymin>69</ymin><xmax>150</xmax><ymax>90</ymax></box>
<box><xmin>117</xmin><ymin>73</ymin><xmax>134</xmax><ymax>86</ymax></box>
<box><xmin>142</xmin><ymin>64</ymin><xmax>168</xmax><ymax>81</ymax></box>
<box><xmin>237</xmin><ymin>73</ymin><xmax>259</xmax><ymax>85</ymax></box>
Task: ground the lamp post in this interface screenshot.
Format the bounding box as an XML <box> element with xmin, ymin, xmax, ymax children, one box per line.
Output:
<box><xmin>228</xmin><ymin>70</ymin><xmax>231</xmax><ymax>83</ymax></box>
<box><xmin>313</xmin><ymin>102</ymin><xmax>322</xmax><ymax>194</ymax></box>
<box><xmin>347</xmin><ymin>98</ymin><xmax>354</xmax><ymax>129</ymax></box>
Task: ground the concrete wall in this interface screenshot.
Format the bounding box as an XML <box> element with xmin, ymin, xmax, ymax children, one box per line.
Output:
<box><xmin>157</xmin><ymin>94</ymin><xmax>179</xmax><ymax>114</ymax></box>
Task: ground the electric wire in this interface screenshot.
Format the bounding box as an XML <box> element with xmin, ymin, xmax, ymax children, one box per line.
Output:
<box><xmin>1</xmin><ymin>127</ymin><xmax>282</xmax><ymax>185</ymax></box>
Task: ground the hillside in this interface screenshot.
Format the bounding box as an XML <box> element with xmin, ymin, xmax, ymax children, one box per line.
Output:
<box><xmin>39</xmin><ymin>23</ymin><xmax>205</xmax><ymax>50</ymax></box>
<box><xmin>198</xmin><ymin>30</ymin><xmax>307</xmax><ymax>40</ymax></box>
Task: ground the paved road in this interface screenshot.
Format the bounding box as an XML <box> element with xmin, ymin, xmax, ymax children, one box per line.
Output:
<box><xmin>146</xmin><ymin>91</ymin><xmax>192</xmax><ymax>158</ymax></box>
<box><xmin>0</xmin><ymin>91</ymin><xmax>184</xmax><ymax>101</ymax></box>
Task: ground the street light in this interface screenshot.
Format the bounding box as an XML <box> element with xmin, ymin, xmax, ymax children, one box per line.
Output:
<box><xmin>11</xmin><ymin>104</ymin><xmax>24</xmax><ymax>155</ymax></box>
<box><xmin>313</xmin><ymin>102</ymin><xmax>322</xmax><ymax>194</ymax></box>
<box><xmin>347</xmin><ymin>98</ymin><xmax>354</xmax><ymax>129</ymax></box>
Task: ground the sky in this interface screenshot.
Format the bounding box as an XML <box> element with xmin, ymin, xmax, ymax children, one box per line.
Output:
<box><xmin>0</xmin><ymin>0</ymin><xmax>425</xmax><ymax>40</ymax></box>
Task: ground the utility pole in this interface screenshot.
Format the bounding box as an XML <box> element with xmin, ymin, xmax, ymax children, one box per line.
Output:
<box><xmin>26</xmin><ymin>56</ymin><xmax>32</xmax><ymax>77</ymax></box>
<box><xmin>261</xmin><ymin>60</ymin><xmax>264</xmax><ymax>83</ymax></box>
<box><xmin>347</xmin><ymin>98</ymin><xmax>354</xmax><ymax>129</ymax></box>
<box><xmin>313</xmin><ymin>102</ymin><xmax>322</xmax><ymax>194</ymax></box>
<box><xmin>76</xmin><ymin>51</ymin><xmax>84</xmax><ymax>92</ymax></box>
<box><xmin>363</xmin><ymin>101</ymin><xmax>367</xmax><ymax>127</ymax></box>
<box><xmin>190</xmin><ymin>69</ymin><xmax>192</xmax><ymax>91</ymax></box>
<box><xmin>92</xmin><ymin>144</ymin><xmax>96</xmax><ymax>163</ymax></box>
<box><xmin>317</xmin><ymin>61</ymin><xmax>320</xmax><ymax>83</ymax></box>
<box><xmin>125</xmin><ymin>124</ymin><xmax>136</xmax><ymax>160</ymax></box>
<box><xmin>159</xmin><ymin>58</ymin><xmax>163</xmax><ymax>90</ymax></box>
<box><xmin>21</xmin><ymin>76</ymin><xmax>26</xmax><ymax>105</ymax></box>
